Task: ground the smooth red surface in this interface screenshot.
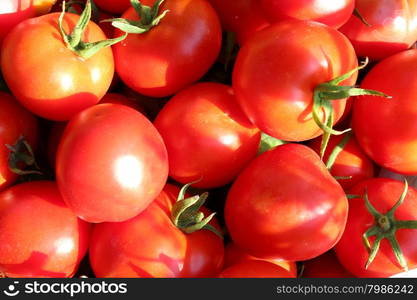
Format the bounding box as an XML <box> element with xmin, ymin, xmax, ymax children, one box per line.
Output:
<box><xmin>219</xmin><ymin>260</ymin><xmax>295</xmax><ymax>278</ymax></box>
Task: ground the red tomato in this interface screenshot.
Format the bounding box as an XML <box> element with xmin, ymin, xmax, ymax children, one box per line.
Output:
<box><xmin>340</xmin><ymin>0</ymin><xmax>417</xmax><ymax>61</ymax></box>
<box><xmin>233</xmin><ymin>20</ymin><xmax>358</xmax><ymax>141</ymax></box>
<box><xmin>154</xmin><ymin>82</ymin><xmax>261</xmax><ymax>188</ymax></box>
<box><xmin>0</xmin><ymin>92</ymin><xmax>38</xmax><ymax>191</ymax></box>
<box><xmin>207</xmin><ymin>0</ymin><xmax>270</xmax><ymax>45</ymax></box>
<box><xmin>224</xmin><ymin>243</ymin><xmax>298</xmax><ymax>277</ymax></box>
<box><xmin>56</xmin><ymin>104</ymin><xmax>168</xmax><ymax>223</ymax></box>
<box><xmin>0</xmin><ymin>181</ymin><xmax>91</xmax><ymax>278</ymax></box>
<box><xmin>261</xmin><ymin>0</ymin><xmax>354</xmax><ymax>29</ymax></box>
<box><xmin>100</xmin><ymin>93</ymin><xmax>145</xmax><ymax>114</ymax></box>
<box><xmin>225</xmin><ymin>143</ymin><xmax>348</xmax><ymax>261</ymax></box>
<box><xmin>94</xmin><ymin>0</ymin><xmax>131</xmax><ymax>14</ymax></box>
<box><xmin>353</xmin><ymin>49</ymin><xmax>417</xmax><ymax>174</ymax></box>
<box><xmin>113</xmin><ymin>0</ymin><xmax>222</xmax><ymax>97</ymax></box>
<box><xmin>302</xmin><ymin>251</ymin><xmax>353</xmax><ymax>278</ymax></box>
<box><xmin>1</xmin><ymin>12</ymin><xmax>115</xmax><ymax>121</ymax></box>
<box><xmin>335</xmin><ymin>178</ymin><xmax>417</xmax><ymax>277</ymax></box>
<box><xmin>308</xmin><ymin>133</ymin><xmax>375</xmax><ymax>190</ymax></box>
<box><xmin>89</xmin><ymin>184</ymin><xmax>224</xmax><ymax>278</ymax></box>
<box><xmin>219</xmin><ymin>260</ymin><xmax>295</xmax><ymax>278</ymax></box>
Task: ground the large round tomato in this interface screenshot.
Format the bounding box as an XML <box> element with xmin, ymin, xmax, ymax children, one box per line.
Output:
<box><xmin>340</xmin><ymin>0</ymin><xmax>417</xmax><ymax>61</ymax></box>
<box><xmin>308</xmin><ymin>133</ymin><xmax>375</xmax><ymax>190</ymax></box>
<box><xmin>261</xmin><ymin>0</ymin><xmax>354</xmax><ymax>29</ymax></box>
<box><xmin>218</xmin><ymin>260</ymin><xmax>295</xmax><ymax>278</ymax></box>
<box><xmin>89</xmin><ymin>184</ymin><xmax>224</xmax><ymax>278</ymax></box>
<box><xmin>335</xmin><ymin>178</ymin><xmax>417</xmax><ymax>277</ymax></box>
<box><xmin>0</xmin><ymin>181</ymin><xmax>91</xmax><ymax>278</ymax></box>
<box><xmin>56</xmin><ymin>104</ymin><xmax>168</xmax><ymax>223</ymax></box>
<box><xmin>353</xmin><ymin>49</ymin><xmax>417</xmax><ymax>174</ymax></box>
<box><xmin>0</xmin><ymin>92</ymin><xmax>38</xmax><ymax>191</ymax></box>
<box><xmin>94</xmin><ymin>0</ymin><xmax>131</xmax><ymax>14</ymax></box>
<box><xmin>225</xmin><ymin>143</ymin><xmax>348</xmax><ymax>261</ymax></box>
<box><xmin>233</xmin><ymin>20</ymin><xmax>358</xmax><ymax>141</ymax></box>
<box><xmin>207</xmin><ymin>0</ymin><xmax>270</xmax><ymax>45</ymax></box>
<box><xmin>302</xmin><ymin>251</ymin><xmax>353</xmax><ymax>278</ymax></box>
<box><xmin>112</xmin><ymin>0</ymin><xmax>222</xmax><ymax>97</ymax></box>
<box><xmin>154</xmin><ymin>82</ymin><xmax>261</xmax><ymax>188</ymax></box>
<box><xmin>1</xmin><ymin>11</ymin><xmax>115</xmax><ymax>121</ymax></box>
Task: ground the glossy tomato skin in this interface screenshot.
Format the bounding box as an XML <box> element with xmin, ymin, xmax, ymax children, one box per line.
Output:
<box><xmin>308</xmin><ymin>133</ymin><xmax>375</xmax><ymax>190</ymax></box>
<box><xmin>154</xmin><ymin>83</ymin><xmax>261</xmax><ymax>188</ymax></box>
<box><xmin>207</xmin><ymin>0</ymin><xmax>270</xmax><ymax>45</ymax></box>
<box><xmin>302</xmin><ymin>251</ymin><xmax>353</xmax><ymax>278</ymax></box>
<box><xmin>353</xmin><ymin>50</ymin><xmax>417</xmax><ymax>174</ymax></box>
<box><xmin>261</xmin><ymin>0</ymin><xmax>354</xmax><ymax>29</ymax></box>
<box><xmin>218</xmin><ymin>260</ymin><xmax>295</xmax><ymax>278</ymax></box>
<box><xmin>94</xmin><ymin>0</ymin><xmax>131</xmax><ymax>14</ymax></box>
<box><xmin>233</xmin><ymin>20</ymin><xmax>358</xmax><ymax>141</ymax></box>
<box><xmin>335</xmin><ymin>178</ymin><xmax>417</xmax><ymax>278</ymax></box>
<box><xmin>340</xmin><ymin>0</ymin><xmax>417</xmax><ymax>61</ymax></box>
<box><xmin>0</xmin><ymin>92</ymin><xmax>38</xmax><ymax>191</ymax></box>
<box><xmin>56</xmin><ymin>104</ymin><xmax>168</xmax><ymax>223</ymax></box>
<box><xmin>224</xmin><ymin>243</ymin><xmax>298</xmax><ymax>276</ymax></box>
<box><xmin>225</xmin><ymin>143</ymin><xmax>348</xmax><ymax>261</ymax></box>
<box><xmin>1</xmin><ymin>12</ymin><xmax>114</xmax><ymax>121</ymax></box>
<box><xmin>113</xmin><ymin>0</ymin><xmax>222</xmax><ymax>98</ymax></box>
<box><xmin>0</xmin><ymin>181</ymin><xmax>91</xmax><ymax>278</ymax></box>
<box><xmin>89</xmin><ymin>184</ymin><xmax>224</xmax><ymax>278</ymax></box>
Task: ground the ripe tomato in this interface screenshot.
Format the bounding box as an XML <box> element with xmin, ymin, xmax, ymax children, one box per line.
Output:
<box><xmin>233</xmin><ymin>20</ymin><xmax>357</xmax><ymax>141</ymax></box>
<box><xmin>225</xmin><ymin>143</ymin><xmax>348</xmax><ymax>261</ymax></box>
<box><xmin>154</xmin><ymin>82</ymin><xmax>261</xmax><ymax>188</ymax></box>
<box><xmin>335</xmin><ymin>178</ymin><xmax>417</xmax><ymax>277</ymax></box>
<box><xmin>302</xmin><ymin>251</ymin><xmax>353</xmax><ymax>278</ymax></box>
<box><xmin>340</xmin><ymin>0</ymin><xmax>417</xmax><ymax>61</ymax></box>
<box><xmin>89</xmin><ymin>184</ymin><xmax>224</xmax><ymax>278</ymax></box>
<box><xmin>0</xmin><ymin>92</ymin><xmax>38</xmax><ymax>191</ymax></box>
<box><xmin>218</xmin><ymin>260</ymin><xmax>295</xmax><ymax>278</ymax></box>
<box><xmin>94</xmin><ymin>0</ymin><xmax>131</xmax><ymax>14</ymax></box>
<box><xmin>207</xmin><ymin>0</ymin><xmax>270</xmax><ymax>45</ymax></box>
<box><xmin>0</xmin><ymin>181</ymin><xmax>91</xmax><ymax>278</ymax></box>
<box><xmin>261</xmin><ymin>0</ymin><xmax>354</xmax><ymax>29</ymax></box>
<box><xmin>112</xmin><ymin>0</ymin><xmax>222</xmax><ymax>97</ymax></box>
<box><xmin>224</xmin><ymin>243</ymin><xmax>298</xmax><ymax>277</ymax></box>
<box><xmin>1</xmin><ymin>11</ymin><xmax>115</xmax><ymax>121</ymax></box>
<box><xmin>308</xmin><ymin>133</ymin><xmax>375</xmax><ymax>190</ymax></box>
<box><xmin>353</xmin><ymin>49</ymin><xmax>417</xmax><ymax>174</ymax></box>
<box><xmin>100</xmin><ymin>93</ymin><xmax>145</xmax><ymax>114</ymax></box>
<box><xmin>56</xmin><ymin>104</ymin><xmax>168</xmax><ymax>223</ymax></box>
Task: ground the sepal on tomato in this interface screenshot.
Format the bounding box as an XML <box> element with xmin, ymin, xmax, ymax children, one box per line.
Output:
<box><xmin>6</xmin><ymin>136</ymin><xmax>42</xmax><ymax>176</ymax></box>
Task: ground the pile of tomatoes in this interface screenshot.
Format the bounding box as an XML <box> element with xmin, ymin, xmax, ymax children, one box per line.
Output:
<box><xmin>1</xmin><ymin>0</ymin><xmax>417</xmax><ymax>279</ymax></box>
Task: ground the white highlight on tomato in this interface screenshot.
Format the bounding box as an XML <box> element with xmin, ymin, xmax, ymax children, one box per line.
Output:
<box><xmin>114</xmin><ymin>155</ymin><xmax>143</xmax><ymax>189</ymax></box>
<box><xmin>55</xmin><ymin>237</ymin><xmax>75</xmax><ymax>255</ymax></box>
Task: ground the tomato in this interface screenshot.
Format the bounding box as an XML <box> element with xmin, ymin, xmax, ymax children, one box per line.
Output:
<box><xmin>340</xmin><ymin>0</ymin><xmax>417</xmax><ymax>61</ymax></box>
<box><xmin>0</xmin><ymin>181</ymin><xmax>91</xmax><ymax>278</ymax></box>
<box><xmin>100</xmin><ymin>93</ymin><xmax>145</xmax><ymax>114</ymax></box>
<box><xmin>225</xmin><ymin>143</ymin><xmax>348</xmax><ymax>261</ymax></box>
<box><xmin>0</xmin><ymin>92</ymin><xmax>38</xmax><ymax>191</ymax></box>
<box><xmin>0</xmin><ymin>0</ymin><xmax>56</xmax><ymax>45</ymax></box>
<box><xmin>1</xmin><ymin>11</ymin><xmax>115</xmax><ymax>121</ymax></box>
<box><xmin>218</xmin><ymin>260</ymin><xmax>295</xmax><ymax>278</ymax></box>
<box><xmin>224</xmin><ymin>243</ymin><xmax>298</xmax><ymax>276</ymax></box>
<box><xmin>261</xmin><ymin>0</ymin><xmax>354</xmax><ymax>29</ymax></box>
<box><xmin>112</xmin><ymin>0</ymin><xmax>222</xmax><ymax>97</ymax></box>
<box><xmin>56</xmin><ymin>104</ymin><xmax>168</xmax><ymax>223</ymax></box>
<box><xmin>308</xmin><ymin>133</ymin><xmax>375</xmax><ymax>190</ymax></box>
<box><xmin>233</xmin><ymin>20</ymin><xmax>358</xmax><ymax>141</ymax></box>
<box><xmin>353</xmin><ymin>49</ymin><xmax>417</xmax><ymax>174</ymax></box>
<box><xmin>154</xmin><ymin>82</ymin><xmax>260</xmax><ymax>188</ymax></box>
<box><xmin>94</xmin><ymin>0</ymin><xmax>131</xmax><ymax>14</ymax></box>
<box><xmin>302</xmin><ymin>251</ymin><xmax>353</xmax><ymax>278</ymax></box>
<box><xmin>335</xmin><ymin>178</ymin><xmax>417</xmax><ymax>277</ymax></box>
<box><xmin>207</xmin><ymin>0</ymin><xmax>270</xmax><ymax>45</ymax></box>
<box><xmin>89</xmin><ymin>184</ymin><xmax>224</xmax><ymax>278</ymax></box>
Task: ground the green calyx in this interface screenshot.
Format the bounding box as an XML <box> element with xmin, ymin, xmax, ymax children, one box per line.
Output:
<box><xmin>6</xmin><ymin>136</ymin><xmax>42</xmax><ymax>176</ymax></box>
<box><xmin>313</xmin><ymin>58</ymin><xmax>391</xmax><ymax>158</ymax></box>
<box><xmin>171</xmin><ymin>182</ymin><xmax>223</xmax><ymax>238</ymax></box>
<box><xmin>362</xmin><ymin>180</ymin><xmax>417</xmax><ymax>271</ymax></box>
<box><xmin>354</xmin><ymin>8</ymin><xmax>371</xmax><ymax>27</ymax></box>
<box><xmin>105</xmin><ymin>0</ymin><xmax>169</xmax><ymax>34</ymax></box>
<box><xmin>258</xmin><ymin>132</ymin><xmax>287</xmax><ymax>155</ymax></box>
<box><xmin>58</xmin><ymin>0</ymin><xmax>127</xmax><ymax>59</ymax></box>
